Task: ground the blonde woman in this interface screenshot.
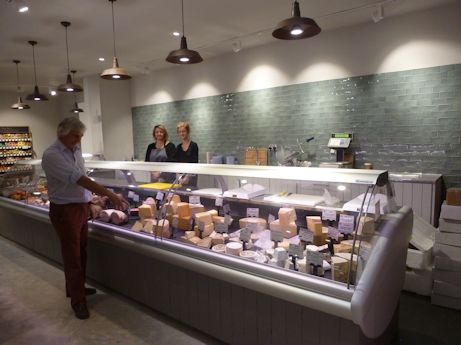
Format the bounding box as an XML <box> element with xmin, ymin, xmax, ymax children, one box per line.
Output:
<box><xmin>174</xmin><ymin>121</ymin><xmax>198</xmax><ymax>163</ymax></box>
<box><xmin>145</xmin><ymin>125</ymin><xmax>176</xmax><ymax>182</ymax></box>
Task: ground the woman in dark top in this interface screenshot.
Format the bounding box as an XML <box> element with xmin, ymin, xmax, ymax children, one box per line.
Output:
<box><xmin>175</xmin><ymin>121</ymin><xmax>199</xmax><ymax>186</ymax></box>
<box><xmin>145</xmin><ymin>124</ymin><xmax>176</xmax><ymax>182</ymax></box>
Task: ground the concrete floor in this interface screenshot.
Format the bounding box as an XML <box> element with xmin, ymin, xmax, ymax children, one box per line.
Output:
<box><xmin>0</xmin><ymin>235</ymin><xmax>460</xmax><ymax>345</ymax></box>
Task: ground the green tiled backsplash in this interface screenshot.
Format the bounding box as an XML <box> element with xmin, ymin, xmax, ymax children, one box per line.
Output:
<box><xmin>132</xmin><ymin>64</ymin><xmax>461</xmax><ymax>187</ymax></box>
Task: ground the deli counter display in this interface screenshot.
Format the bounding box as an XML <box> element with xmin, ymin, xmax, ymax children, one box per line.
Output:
<box><xmin>0</xmin><ymin>160</ymin><xmax>412</xmax><ymax>345</ymax></box>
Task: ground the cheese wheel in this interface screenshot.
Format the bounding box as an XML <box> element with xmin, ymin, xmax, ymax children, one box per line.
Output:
<box><xmin>212</xmin><ymin>244</ymin><xmax>226</xmax><ymax>253</ymax></box>
<box><xmin>239</xmin><ymin>217</ymin><xmax>267</xmax><ymax>229</ymax></box>
<box><xmin>278</xmin><ymin>208</ymin><xmax>296</xmax><ymax>226</ymax></box>
<box><xmin>110</xmin><ymin>210</ymin><xmax>128</xmax><ymax>225</ymax></box>
<box><xmin>226</xmin><ymin>242</ymin><xmax>243</xmax><ymax>256</ymax></box>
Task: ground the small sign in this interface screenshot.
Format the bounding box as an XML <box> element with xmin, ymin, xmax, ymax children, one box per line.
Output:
<box><xmin>299</xmin><ymin>228</ymin><xmax>314</xmax><ymax>243</ymax></box>
<box><xmin>189</xmin><ymin>195</ymin><xmax>200</xmax><ymax>205</ymax></box>
<box><xmin>268</xmin><ymin>214</ymin><xmax>276</xmax><ymax>224</ymax></box>
<box><xmin>328</xmin><ymin>227</ymin><xmax>340</xmax><ymax>241</ymax></box>
<box><xmin>215</xmin><ymin>223</ymin><xmax>229</xmax><ymax>233</ymax></box>
<box><xmin>128</xmin><ymin>191</ymin><xmax>135</xmax><ymax>198</ymax></box>
<box><xmin>247</xmin><ymin>208</ymin><xmax>259</xmax><ymax>218</ymax></box>
<box><xmin>215</xmin><ymin>197</ymin><xmax>223</xmax><ymax>207</ymax></box>
<box><xmin>133</xmin><ymin>194</ymin><xmax>139</xmax><ymax>203</ymax></box>
<box><xmin>322</xmin><ymin>209</ymin><xmax>337</xmax><ymax>222</ymax></box>
<box><xmin>374</xmin><ymin>200</ymin><xmax>381</xmax><ymax>221</ymax></box>
<box><xmin>172</xmin><ymin>217</ymin><xmax>179</xmax><ymax>228</ymax></box>
<box><xmin>223</xmin><ymin>204</ymin><xmax>231</xmax><ymax>214</ymax></box>
<box><xmin>306</xmin><ymin>250</ymin><xmax>324</xmax><ymax>266</ymax></box>
<box><xmin>156</xmin><ymin>192</ymin><xmax>164</xmax><ymax>201</ymax></box>
<box><xmin>289</xmin><ymin>244</ymin><xmax>305</xmax><ymax>258</ymax></box>
<box><xmin>240</xmin><ymin>228</ymin><xmax>252</xmax><ymax>242</ymax></box>
<box><xmin>339</xmin><ymin>214</ymin><xmax>355</xmax><ymax>234</ymax></box>
<box><xmin>271</xmin><ymin>230</ymin><xmax>284</xmax><ymax>243</ymax></box>
<box><xmin>198</xmin><ymin>221</ymin><xmax>206</xmax><ymax>232</ymax></box>
<box><xmin>167</xmin><ymin>192</ymin><xmax>174</xmax><ymax>199</ymax></box>
<box><xmin>224</xmin><ymin>214</ymin><xmax>232</xmax><ymax>226</ymax></box>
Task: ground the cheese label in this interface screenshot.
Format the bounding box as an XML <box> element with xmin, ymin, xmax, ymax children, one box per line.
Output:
<box><xmin>189</xmin><ymin>196</ymin><xmax>201</xmax><ymax>205</ymax></box>
<box><xmin>133</xmin><ymin>194</ymin><xmax>140</xmax><ymax>202</ymax></box>
<box><xmin>224</xmin><ymin>214</ymin><xmax>232</xmax><ymax>226</ymax></box>
<box><xmin>247</xmin><ymin>222</ymin><xmax>258</xmax><ymax>232</ymax></box>
<box><xmin>339</xmin><ymin>214</ymin><xmax>355</xmax><ymax>234</ymax></box>
<box><xmin>271</xmin><ymin>230</ymin><xmax>284</xmax><ymax>242</ymax></box>
<box><xmin>322</xmin><ymin>209</ymin><xmax>337</xmax><ymax>221</ymax></box>
<box><xmin>128</xmin><ymin>191</ymin><xmax>135</xmax><ymax>198</ymax></box>
<box><xmin>223</xmin><ymin>204</ymin><xmax>231</xmax><ymax>214</ymax></box>
<box><xmin>215</xmin><ymin>197</ymin><xmax>223</xmax><ymax>207</ymax></box>
<box><xmin>247</xmin><ymin>208</ymin><xmax>259</xmax><ymax>218</ymax></box>
<box><xmin>268</xmin><ymin>213</ymin><xmax>276</xmax><ymax>224</ymax></box>
<box><xmin>328</xmin><ymin>226</ymin><xmax>340</xmax><ymax>241</ymax></box>
<box><xmin>156</xmin><ymin>192</ymin><xmax>164</xmax><ymax>201</ymax></box>
<box><xmin>240</xmin><ymin>228</ymin><xmax>252</xmax><ymax>242</ymax></box>
<box><xmin>215</xmin><ymin>223</ymin><xmax>229</xmax><ymax>233</ymax></box>
<box><xmin>306</xmin><ymin>250</ymin><xmax>324</xmax><ymax>266</ymax></box>
<box><xmin>289</xmin><ymin>244</ymin><xmax>304</xmax><ymax>258</ymax></box>
<box><xmin>299</xmin><ymin>228</ymin><xmax>313</xmax><ymax>242</ymax></box>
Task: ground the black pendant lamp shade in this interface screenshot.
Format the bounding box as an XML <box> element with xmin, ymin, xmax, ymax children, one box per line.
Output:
<box><xmin>101</xmin><ymin>0</ymin><xmax>131</xmax><ymax>80</ymax></box>
<box><xmin>26</xmin><ymin>41</ymin><xmax>48</xmax><ymax>101</ymax></box>
<box><xmin>58</xmin><ymin>21</ymin><xmax>83</xmax><ymax>92</ymax></box>
<box><xmin>11</xmin><ymin>60</ymin><xmax>30</xmax><ymax>110</ymax></box>
<box><xmin>69</xmin><ymin>70</ymin><xmax>84</xmax><ymax>113</ymax></box>
<box><xmin>166</xmin><ymin>0</ymin><xmax>203</xmax><ymax>64</ymax></box>
<box><xmin>272</xmin><ymin>0</ymin><xmax>321</xmax><ymax>40</ymax></box>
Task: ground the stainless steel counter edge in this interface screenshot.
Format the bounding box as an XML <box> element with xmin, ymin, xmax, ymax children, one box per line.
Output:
<box><xmin>0</xmin><ymin>197</ymin><xmax>354</xmax><ymax>321</ymax></box>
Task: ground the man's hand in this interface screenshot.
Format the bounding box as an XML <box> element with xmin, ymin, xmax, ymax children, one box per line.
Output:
<box><xmin>108</xmin><ymin>192</ymin><xmax>129</xmax><ymax>211</ymax></box>
<box><xmin>77</xmin><ymin>176</ymin><xmax>129</xmax><ymax>211</ymax></box>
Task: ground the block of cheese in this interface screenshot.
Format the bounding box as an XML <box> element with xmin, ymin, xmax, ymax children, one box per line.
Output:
<box><xmin>211</xmin><ymin>233</ymin><xmax>225</xmax><ymax>245</ymax></box>
<box><xmin>167</xmin><ymin>194</ymin><xmax>181</xmax><ymax>213</ymax></box>
<box><xmin>207</xmin><ymin>209</ymin><xmax>218</xmax><ymax>217</ymax></box>
<box><xmin>270</xmin><ymin>219</ymin><xmax>282</xmax><ymax>232</ymax></box>
<box><xmin>313</xmin><ymin>234</ymin><xmax>325</xmax><ymax>246</ymax></box>
<box><xmin>447</xmin><ymin>188</ymin><xmax>461</xmax><ymax>206</ymax></box>
<box><xmin>131</xmin><ymin>221</ymin><xmax>144</xmax><ymax>232</ymax></box>
<box><xmin>298</xmin><ymin>258</ymin><xmax>308</xmax><ymax>273</ymax></box>
<box><xmin>306</xmin><ymin>216</ymin><xmax>323</xmax><ymax>236</ymax></box>
<box><xmin>197</xmin><ymin>237</ymin><xmax>212</xmax><ymax>249</ymax></box>
<box><xmin>212</xmin><ymin>216</ymin><xmax>225</xmax><ymax>224</ymax></box>
<box><xmin>331</xmin><ymin>256</ymin><xmax>349</xmax><ymax>283</ymax></box>
<box><xmin>194</xmin><ymin>223</ymin><xmax>214</xmax><ymax>237</ymax></box>
<box><xmin>357</xmin><ymin>216</ymin><xmax>375</xmax><ymax>236</ymax></box>
<box><xmin>177</xmin><ymin>202</ymin><xmax>191</xmax><ymax>218</ymax></box>
<box><xmin>180</xmin><ymin>235</ymin><xmax>201</xmax><ymax>245</ymax></box>
<box><xmin>173</xmin><ymin>214</ymin><xmax>192</xmax><ymax>231</ymax></box>
<box><xmin>335</xmin><ymin>252</ymin><xmax>358</xmax><ymax>272</ymax></box>
<box><xmin>284</xmin><ymin>222</ymin><xmax>297</xmax><ymax>238</ymax></box>
<box><xmin>189</xmin><ymin>204</ymin><xmax>205</xmax><ymax>215</ymax></box>
<box><xmin>154</xmin><ymin>219</ymin><xmax>171</xmax><ymax>238</ymax></box>
<box><xmin>279</xmin><ymin>208</ymin><xmax>296</xmax><ymax>226</ymax></box>
<box><xmin>143</xmin><ymin>219</ymin><xmax>156</xmax><ymax>233</ymax></box>
<box><xmin>239</xmin><ymin>217</ymin><xmax>267</xmax><ymax>229</ymax></box>
<box><xmin>139</xmin><ymin>204</ymin><xmax>155</xmax><ymax>220</ymax></box>
<box><xmin>334</xmin><ymin>242</ymin><xmax>353</xmax><ymax>253</ymax></box>
<box><xmin>184</xmin><ymin>230</ymin><xmax>196</xmax><ymax>239</ymax></box>
<box><xmin>194</xmin><ymin>211</ymin><xmax>213</xmax><ymax>225</ymax></box>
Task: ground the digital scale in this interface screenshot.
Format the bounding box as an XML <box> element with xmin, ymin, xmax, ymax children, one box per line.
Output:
<box><xmin>320</xmin><ymin>133</ymin><xmax>354</xmax><ymax>169</ymax></box>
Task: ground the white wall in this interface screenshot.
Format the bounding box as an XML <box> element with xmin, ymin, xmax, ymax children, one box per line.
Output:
<box><xmin>100</xmin><ymin>79</ymin><xmax>134</xmax><ymax>161</ymax></box>
<box><xmin>0</xmin><ymin>90</ymin><xmax>61</xmax><ymax>158</ymax></box>
<box><xmin>131</xmin><ymin>2</ymin><xmax>461</xmax><ymax>106</ymax></box>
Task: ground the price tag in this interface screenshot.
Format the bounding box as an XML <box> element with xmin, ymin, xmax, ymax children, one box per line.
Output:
<box><xmin>215</xmin><ymin>223</ymin><xmax>229</xmax><ymax>233</ymax></box>
<box><xmin>328</xmin><ymin>227</ymin><xmax>340</xmax><ymax>241</ymax></box>
<box><xmin>322</xmin><ymin>209</ymin><xmax>337</xmax><ymax>221</ymax></box>
<box><xmin>223</xmin><ymin>204</ymin><xmax>230</xmax><ymax>214</ymax></box>
<box><xmin>299</xmin><ymin>228</ymin><xmax>313</xmax><ymax>243</ymax></box>
<box><xmin>240</xmin><ymin>228</ymin><xmax>252</xmax><ymax>242</ymax></box>
<box><xmin>224</xmin><ymin>214</ymin><xmax>232</xmax><ymax>226</ymax></box>
<box><xmin>247</xmin><ymin>208</ymin><xmax>259</xmax><ymax>218</ymax></box>
<box><xmin>128</xmin><ymin>191</ymin><xmax>135</xmax><ymax>198</ymax></box>
<box><xmin>247</xmin><ymin>222</ymin><xmax>258</xmax><ymax>232</ymax></box>
<box><xmin>156</xmin><ymin>192</ymin><xmax>164</xmax><ymax>201</ymax></box>
<box><xmin>198</xmin><ymin>221</ymin><xmax>206</xmax><ymax>232</ymax></box>
<box><xmin>172</xmin><ymin>217</ymin><xmax>179</xmax><ymax>228</ymax></box>
<box><xmin>289</xmin><ymin>244</ymin><xmax>304</xmax><ymax>258</ymax></box>
<box><xmin>189</xmin><ymin>195</ymin><xmax>201</xmax><ymax>205</ymax></box>
<box><xmin>306</xmin><ymin>250</ymin><xmax>324</xmax><ymax>266</ymax></box>
<box><xmin>167</xmin><ymin>192</ymin><xmax>174</xmax><ymax>199</ymax></box>
<box><xmin>339</xmin><ymin>214</ymin><xmax>355</xmax><ymax>234</ymax></box>
<box><xmin>271</xmin><ymin>230</ymin><xmax>284</xmax><ymax>243</ymax></box>
<box><xmin>374</xmin><ymin>200</ymin><xmax>381</xmax><ymax>221</ymax></box>
<box><xmin>215</xmin><ymin>197</ymin><xmax>223</xmax><ymax>207</ymax></box>
<box><xmin>268</xmin><ymin>213</ymin><xmax>276</xmax><ymax>224</ymax></box>
<box><xmin>133</xmin><ymin>194</ymin><xmax>139</xmax><ymax>202</ymax></box>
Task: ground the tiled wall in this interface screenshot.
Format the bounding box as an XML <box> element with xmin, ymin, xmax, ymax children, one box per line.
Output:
<box><xmin>132</xmin><ymin>64</ymin><xmax>461</xmax><ymax>187</ymax></box>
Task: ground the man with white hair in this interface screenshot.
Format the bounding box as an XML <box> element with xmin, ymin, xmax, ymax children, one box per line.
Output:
<box><xmin>42</xmin><ymin>116</ymin><xmax>127</xmax><ymax>320</ymax></box>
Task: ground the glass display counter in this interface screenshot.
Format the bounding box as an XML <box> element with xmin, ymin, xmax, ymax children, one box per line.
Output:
<box><xmin>0</xmin><ymin>159</ymin><xmax>412</xmax><ymax>344</ymax></box>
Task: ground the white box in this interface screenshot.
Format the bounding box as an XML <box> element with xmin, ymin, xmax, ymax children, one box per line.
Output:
<box><xmin>406</xmin><ymin>248</ymin><xmax>433</xmax><ymax>270</ymax></box>
<box><xmin>439</xmin><ymin>218</ymin><xmax>461</xmax><ymax>234</ymax></box>
<box><xmin>440</xmin><ymin>202</ymin><xmax>461</xmax><ymax>221</ymax></box>
<box><xmin>433</xmin><ymin>269</ymin><xmax>461</xmax><ymax>286</ymax></box>
<box><xmin>431</xmin><ymin>294</ymin><xmax>461</xmax><ymax>311</ymax></box>
<box><xmin>433</xmin><ymin>243</ymin><xmax>461</xmax><ymax>261</ymax></box>
<box><xmin>433</xmin><ymin>280</ymin><xmax>461</xmax><ymax>299</ymax></box>
<box><xmin>403</xmin><ymin>268</ymin><xmax>433</xmax><ymax>296</ymax></box>
<box><xmin>435</xmin><ymin>229</ymin><xmax>461</xmax><ymax>247</ymax></box>
<box><xmin>434</xmin><ymin>256</ymin><xmax>461</xmax><ymax>272</ymax></box>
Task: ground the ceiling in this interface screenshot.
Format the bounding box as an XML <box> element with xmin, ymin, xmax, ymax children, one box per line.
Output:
<box><xmin>0</xmin><ymin>0</ymin><xmax>457</xmax><ymax>92</ymax></box>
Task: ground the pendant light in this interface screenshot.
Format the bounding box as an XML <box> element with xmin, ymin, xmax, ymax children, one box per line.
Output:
<box><xmin>100</xmin><ymin>0</ymin><xmax>131</xmax><ymax>80</ymax></box>
<box><xmin>166</xmin><ymin>0</ymin><xmax>203</xmax><ymax>64</ymax></box>
<box><xmin>58</xmin><ymin>21</ymin><xmax>83</xmax><ymax>92</ymax></box>
<box><xmin>272</xmin><ymin>0</ymin><xmax>321</xmax><ymax>40</ymax></box>
<box><xmin>11</xmin><ymin>60</ymin><xmax>30</xmax><ymax>110</ymax></box>
<box><xmin>69</xmin><ymin>70</ymin><xmax>84</xmax><ymax>113</ymax></box>
<box><xmin>26</xmin><ymin>40</ymin><xmax>48</xmax><ymax>101</ymax></box>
